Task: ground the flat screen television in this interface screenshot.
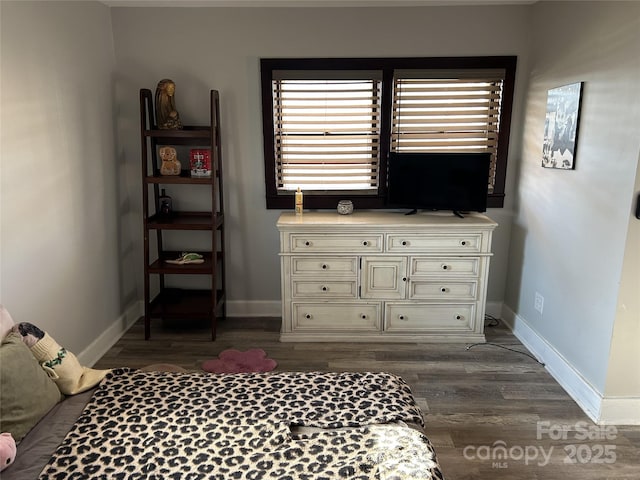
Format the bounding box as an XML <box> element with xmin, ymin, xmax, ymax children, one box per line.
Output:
<box><xmin>386</xmin><ymin>152</ymin><xmax>491</xmax><ymax>214</ymax></box>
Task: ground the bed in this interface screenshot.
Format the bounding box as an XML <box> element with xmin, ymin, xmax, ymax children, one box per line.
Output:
<box><xmin>5</xmin><ymin>368</ymin><xmax>444</xmax><ymax>479</ymax></box>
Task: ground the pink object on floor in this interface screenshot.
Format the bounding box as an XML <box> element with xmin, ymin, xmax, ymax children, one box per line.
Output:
<box><xmin>201</xmin><ymin>348</ymin><xmax>277</xmax><ymax>373</ymax></box>
<box><xmin>0</xmin><ymin>432</ymin><xmax>16</xmax><ymax>472</ymax></box>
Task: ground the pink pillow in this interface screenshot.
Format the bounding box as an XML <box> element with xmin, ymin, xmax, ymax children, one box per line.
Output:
<box><xmin>0</xmin><ymin>306</ymin><xmax>15</xmax><ymax>340</ymax></box>
<box><xmin>0</xmin><ymin>432</ymin><xmax>16</xmax><ymax>472</ymax></box>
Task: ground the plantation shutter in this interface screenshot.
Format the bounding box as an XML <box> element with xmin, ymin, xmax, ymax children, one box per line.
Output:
<box><xmin>272</xmin><ymin>71</ymin><xmax>382</xmax><ymax>193</ymax></box>
<box><xmin>392</xmin><ymin>70</ymin><xmax>505</xmax><ymax>193</ymax></box>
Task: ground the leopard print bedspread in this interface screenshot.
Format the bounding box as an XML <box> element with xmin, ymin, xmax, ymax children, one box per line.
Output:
<box><xmin>39</xmin><ymin>369</ymin><xmax>444</xmax><ymax>479</ymax></box>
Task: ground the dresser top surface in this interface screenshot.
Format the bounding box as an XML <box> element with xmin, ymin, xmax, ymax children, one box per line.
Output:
<box><xmin>277</xmin><ymin>211</ymin><xmax>498</xmax><ymax>229</ymax></box>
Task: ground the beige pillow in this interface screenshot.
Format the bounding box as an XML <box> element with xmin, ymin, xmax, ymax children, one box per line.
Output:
<box><xmin>0</xmin><ymin>305</ymin><xmax>14</xmax><ymax>340</ymax></box>
<box><xmin>0</xmin><ymin>332</ymin><xmax>64</xmax><ymax>442</ymax></box>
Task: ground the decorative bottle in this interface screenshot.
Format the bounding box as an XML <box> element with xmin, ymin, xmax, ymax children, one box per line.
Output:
<box><xmin>159</xmin><ymin>189</ymin><xmax>172</xmax><ymax>216</ymax></box>
<box><xmin>295</xmin><ymin>187</ymin><xmax>303</xmax><ymax>215</ymax></box>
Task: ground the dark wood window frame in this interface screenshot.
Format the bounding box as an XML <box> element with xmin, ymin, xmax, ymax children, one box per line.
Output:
<box><xmin>261</xmin><ymin>56</ymin><xmax>517</xmax><ymax>210</ymax></box>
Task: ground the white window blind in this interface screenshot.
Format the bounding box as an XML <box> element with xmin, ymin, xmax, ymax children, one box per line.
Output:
<box><xmin>392</xmin><ymin>71</ymin><xmax>504</xmax><ymax>193</ymax></box>
<box><xmin>272</xmin><ymin>77</ymin><xmax>382</xmax><ymax>193</ymax></box>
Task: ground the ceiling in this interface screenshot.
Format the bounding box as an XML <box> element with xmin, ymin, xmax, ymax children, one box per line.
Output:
<box><xmin>101</xmin><ymin>0</ymin><xmax>539</xmax><ymax>7</ymax></box>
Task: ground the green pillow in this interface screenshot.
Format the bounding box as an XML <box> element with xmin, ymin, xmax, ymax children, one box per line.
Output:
<box><xmin>0</xmin><ymin>332</ymin><xmax>64</xmax><ymax>441</ymax></box>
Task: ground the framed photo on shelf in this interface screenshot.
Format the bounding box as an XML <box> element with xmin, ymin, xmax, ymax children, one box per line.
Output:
<box><xmin>542</xmin><ymin>82</ymin><xmax>584</xmax><ymax>169</ymax></box>
<box><xmin>190</xmin><ymin>149</ymin><xmax>212</xmax><ymax>177</ymax></box>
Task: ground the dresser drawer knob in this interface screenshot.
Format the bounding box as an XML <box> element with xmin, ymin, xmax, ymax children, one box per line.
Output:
<box><xmin>460</xmin><ymin>240</ymin><xmax>467</xmax><ymax>246</ymax></box>
<box><xmin>455</xmin><ymin>314</ymin><xmax>462</xmax><ymax>320</ymax></box>
<box><xmin>321</xmin><ymin>286</ymin><xmax>328</xmax><ymax>292</ymax></box>
<box><xmin>304</xmin><ymin>241</ymin><xmax>312</xmax><ymax>246</ymax></box>
<box><xmin>321</xmin><ymin>264</ymin><xmax>328</xmax><ymax>270</ymax></box>
<box><xmin>398</xmin><ymin>314</ymin><xmax>406</xmax><ymax>320</ymax></box>
<box><xmin>401</xmin><ymin>240</ymin><xmax>408</xmax><ymax>246</ymax></box>
<box><xmin>360</xmin><ymin>314</ymin><xmax>367</xmax><ymax>319</ymax></box>
<box><xmin>402</xmin><ymin>277</ymin><xmax>407</xmax><ymax>282</ymax></box>
<box><xmin>441</xmin><ymin>287</ymin><xmax>447</xmax><ymax>293</ymax></box>
<box><xmin>442</xmin><ymin>264</ymin><xmax>449</xmax><ymax>270</ymax></box>
<box><xmin>305</xmin><ymin>313</ymin><xmax>312</xmax><ymax>319</ymax></box>
<box><xmin>362</xmin><ymin>240</ymin><xmax>369</xmax><ymax>246</ymax></box>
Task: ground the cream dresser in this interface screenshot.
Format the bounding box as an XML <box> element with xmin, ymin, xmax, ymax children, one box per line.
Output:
<box><xmin>277</xmin><ymin>211</ymin><xmax>498</xmax><ymax>343</ymax></box>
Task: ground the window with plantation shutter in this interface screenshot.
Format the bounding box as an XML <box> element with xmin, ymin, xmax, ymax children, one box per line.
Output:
<box><xmin>272</xmin><ymin>76</ymin><xmax>382</xmax><ymax>193</ymax></box>
<box><xmin>392</xmin><ymin>71</ymin><xmax>504</xmax><ymax>193</ymax></box>
<box><xmin>261</xmin><ymin>57</ymin><xmax>516</xmax><ymax>210</ymax></box>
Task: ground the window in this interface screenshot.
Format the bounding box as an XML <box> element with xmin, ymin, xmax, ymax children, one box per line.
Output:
<box><xmin>261</xmin><ymin>57</ymin><xmax>516</xmax><ymax>209</ymax></box>
<box><xmin>273</xmin><ymin>75</ymin><xmax>382</xmax><ymax>192</ymax></box>
<box><xmin>393</xmin><ymin>72</ymin><xmax>505</xmax><ymax>194</ymax></box>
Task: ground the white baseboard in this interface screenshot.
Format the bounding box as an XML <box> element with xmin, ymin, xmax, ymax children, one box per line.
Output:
<box><xmin>77</xmin><ymin>301</ymin><xmax>142</xmax><ymax>368</ymax></box>
<box><xmin>500</xmin><ymin>306</ymin><xmax>640</xmax><ymax>425</ymax></box>
<box><xmin>500</xmin><ymin>305</ymin><xmax>602</xmax><ymax>424</ymax></box>
<box><xmin>77</xmin><ymin>300</ymin><xmax>279</xmax><ymax>367</ymax></box>
<box><xmin>226</xmin><ymin>300</ymin><xmax>281</xmax><ymax>318</ymax></box>
<box><xmin>78</xmin><ymin>298</ymin><xmax>640</xmax><ymax>425</ymax></box>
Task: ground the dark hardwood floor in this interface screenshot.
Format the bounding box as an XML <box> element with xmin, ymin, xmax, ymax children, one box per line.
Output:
<box><xmin>94</xmin><ymin>316</ymin><xmax>640</xmax><ymax>479</ymax></box>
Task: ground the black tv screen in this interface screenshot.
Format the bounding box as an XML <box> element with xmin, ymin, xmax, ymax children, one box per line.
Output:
<box><xmin>386</xmin><ymin>152</ymin><xmax>491</xmax><ymax>213</ymax></box>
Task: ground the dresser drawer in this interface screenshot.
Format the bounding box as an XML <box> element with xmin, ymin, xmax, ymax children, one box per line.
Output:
<box><xmin>291</xmin><ymin>256</ymin><xmax>358</xmax><ymax>276</ymax></box>
<box><xmin>291</xmin><ymin>280</ymin><xmax>358</xmax><ymax>298</ymax></box>
<box><xmin>290</xmin><ymin>234</ymin><xmax>383</xmax><ymax>253</ymax></box>
<box><xmin>387</xmin><ymin>234</ymin><xmax>483</xmax><ymax>253</ymax></box>
<box><xmin>411</xmin><ymin>257</ymin><xmax>479</xmax><ymax>276</ymax></box>
<box><xmin>410</xmin><ymin>280</ymin><xmax>478</xmax><ymax>301</ymax></box>
<box><xmin>292</xmin><ymin>303</ymin><xmax>381</xmax><ymax>331</ymax></box>
<box><xmin>385</xmin><ymin>303</ymin><xmax>475</xmax><ymax>332</ymax></box>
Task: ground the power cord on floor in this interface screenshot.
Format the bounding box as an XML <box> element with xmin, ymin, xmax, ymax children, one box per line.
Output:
<box><xmin>484</xmin><ymin>313</ymin><xmax>500</xmax><ymax>327</ymax></box>
<box><xmin>471</xmin><ymin>314</ymin><xmax>545</xmax><ymax>366</ymax></box>
<box><xmin>466</xmin><ymin>342</ymin><xmax>545</xmax><ymax>366</ymax></box>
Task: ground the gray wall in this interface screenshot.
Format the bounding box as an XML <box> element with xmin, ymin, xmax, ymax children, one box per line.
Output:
<box><xmin>0</xmin><ymin>1</ymin><xmax>139</xmax><ymax>362</ymax></box>
<box><xmin>506</xmin><ymin>1</ymin><xmax>640</xmax><ymax>396</ymax></box>
<box><xmin>109</xmin><ymin>4</ymin><xmax>531</xmax><ymax>311</ymax></box>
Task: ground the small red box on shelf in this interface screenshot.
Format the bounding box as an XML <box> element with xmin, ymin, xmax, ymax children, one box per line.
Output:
<box><xmin>189</xmin><ymin>149</ymin><xmax>211</xmax><ymax>177</ymax></box>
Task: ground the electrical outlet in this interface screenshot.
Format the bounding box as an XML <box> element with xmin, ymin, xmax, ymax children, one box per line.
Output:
<box><xmin>534</xmin><ymin>292</ymin><xmax>544</xmax><ymax>314</ymax></box>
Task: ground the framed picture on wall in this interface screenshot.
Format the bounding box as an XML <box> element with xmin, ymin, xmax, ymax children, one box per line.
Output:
<box><xmin>542</xmin><ymin>82</ymin><xmax>583</xmax><ymax>169</ymax></box>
